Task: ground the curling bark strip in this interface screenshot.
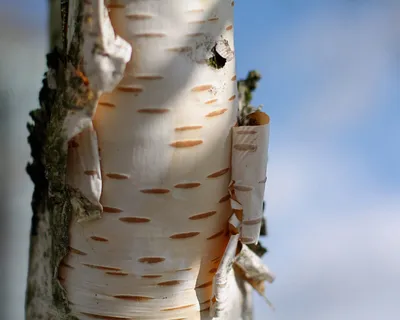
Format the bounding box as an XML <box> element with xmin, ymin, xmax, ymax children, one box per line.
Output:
<box><xmin>230</xmin><ymin>111</ymin><xmax>270</xmax><ymax>244</ymax></box>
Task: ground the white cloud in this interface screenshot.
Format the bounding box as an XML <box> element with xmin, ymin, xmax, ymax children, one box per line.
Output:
<box><xmin>265</xmin><ymin>140</ymin><xmax>377</xmax><ymax>219</ymax></box>
<box><xmin>260</xmin><ymin>199</ymin><xmax>400</xmax><ymax>319</ymax></box>
<box><xmin>254</xmin><ymin>5</ymin><xmax>400</xmax><ymax>318</ymax></box>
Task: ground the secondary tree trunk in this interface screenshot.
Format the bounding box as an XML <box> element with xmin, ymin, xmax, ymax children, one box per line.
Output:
<box><xmin>25</xmin><ymin>1</ymin><xmax>272</xmax><ymax>319</ymax></box>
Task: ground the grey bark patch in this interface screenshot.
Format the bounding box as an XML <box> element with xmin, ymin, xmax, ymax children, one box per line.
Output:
<box><xmin>26</xmin><ymin>48</ymin><xmax>79</xmax><ymax>320</ymax></box>
<box><xmin>25</xmin><ymin>2</ymin><xmax>92</xmax><ymax>319</ymax></box>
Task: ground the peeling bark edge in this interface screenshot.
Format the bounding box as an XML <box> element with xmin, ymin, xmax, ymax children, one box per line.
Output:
<box><xmin>25</xmin><ymin>1</ymin><xmax>85</xmax><ymax>319</ymax></box>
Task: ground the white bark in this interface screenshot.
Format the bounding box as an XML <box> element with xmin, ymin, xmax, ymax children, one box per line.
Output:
<box><xmin>25</xmin><ymin>1</ymin><xmax>273</xmax><ymax>319</ymax></box>
<box><xmin>63</xmin><ymin>0</ymin><xmax>242</xmax><ymax>319</ymax></box>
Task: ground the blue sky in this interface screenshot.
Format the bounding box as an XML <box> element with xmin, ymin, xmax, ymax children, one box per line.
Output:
<box><xmin>234</xmin><ymin>1</ymin><xmax>400</xmax><ymax>319</ymax></box>
<box><xmin>1</xmin><ymin>1</ymin><xmax>400</xmax><ymax>319</ymax></box>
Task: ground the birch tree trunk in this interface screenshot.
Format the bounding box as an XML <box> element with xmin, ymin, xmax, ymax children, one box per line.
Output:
<box><xmin>26</xmin><ymin>1</ymin><xmax>273</xmax><ymax>319</ymax></box>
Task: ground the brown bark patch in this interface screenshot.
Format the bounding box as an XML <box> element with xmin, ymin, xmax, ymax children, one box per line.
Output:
<box><xmin>135</xmin><ymin>75</ymin><xmax>164</xmax><ymax>80</ymax></box>
<box><xmin>106</xmin><ymin>271</ymin><xmax>129</xmax><ymax>276</ymax></box>
<box><xmin>205</xmin><ymin>99</ymin><xmax>218</xmax><ymax>105</ymax></box>
<box><xmin>161</xmin><ymin>304</ymin><xmax>196</xmax><ymax>312</ymax></box>
<box><xmin>170</xmin><ymin>140</ymin><xmax>203</xmax><ymax>148</ymax></box>
<box><xmin>211</xmin><ymin>256</ymin><xmax>222</xmax><ymax>263</ymax></box>
<box><xmin>103</xmin><ymin>206</ymin><xmax>123</xmax><ymax>213</ymax></box>
<box><xmin>231</xmin><ymin>75</ymin><xmax>237</xmax><ymax>81</ymax></box>
<box><xmin>68</xmin><ymin>140</ymin><xmax>79</xmax><ymax>148</ymax></box>
<box><xmin>207</xmin><ymin>230</ymin><xmax>224</xmax><ymax>240</ymax></box>
<box><xmin>228</xmin><ymin>95</ymin><xmax>236</xmax><ymax>101</ymax></box>
<box><xmin>170</xmin><ymin>232</ymin><xmax>200</xmax><ymax>239</ymax></box>
<box><xmin>119</xmin><ymin>217</ymin><xmax>151</xmax><ymax>223</ymax></box>
<box><xmin>205</xmin><ymin>109</ymin><xmax>228</xmax><ymax>118</ymax></box>
<box><xmin>69</xmin><ymin>246</ymin><xmax>87</xmax><ymax>256</ymax></box>
<box><xmin>107</xmin><ymin>3</ymin><xmax>125</xmax><ymax>9</ymax></box>
<box><xmin>189</xmin><ymin>20</ymin><xmax>206</xmax><ymax>24</ymax></box>
<box><xmin>98</xmin><ymin>102</ymin><xmax>116</xmax><ymax>108</ymax></box>
<box><xmin>207</xmin><ymin>168</ymin><xmax>230</xmax><ymax>178</ymax></box>
<box><xmin>196</xmin><ymin>281</ymin><xmax>213</xmax><ymax>289</ymax></box>
<box><xmin>142</xmin><ymin>274</ymin><xmax>162</xmax><ymax>279</ymax></box>
<box><xmin>191</xmin><ymin>84</ymin><xmax>212</xmax><ymax>92</ymax></box>
<box><xmin>174</xmin><ymin>182</ymin><xmax>201</xmax><ymax>189</ymax></box>
<box><xmin>175</xmin><ymin>268</ymin><xmax>193</xmax><ymax>272</ymax></box>
<box><xmin>175</xmin><ymin>125</ymin><xmax>203</xmax><ymax>131</ymax></box>
<box><xmin>208</xmin><ymin>17</ymin><xmax>219</xmax><ymax>21</ymax></box>
<box><xmin>218</xmin><ymin>194</ymin><xmax>230</xmax><ymax>203</ymax></box>
<box><xmin>135</xmin><ymin>33</ymin><xmax>166</xmax><ymax>38</ymax></box>
<box><xmin>83</xmin><ymin>264</ymin><xmax>122</xmax><ymax>271</ymax></box>
<box><xmin>90</xmin><ymin>236</ymin><xmax>109</xmax><ymax>242</ymax></box>
<box><xmin>84</xmin><ymin>170</ymin><xmax>97</xmax><ymax>176</ymax></box>
<box><xmin>209</xmin><ymin>268</ymin><xmax>218</xmax><ymax>274</ymax></box>
<box><xmin>114</xmin><ymin>295</ymin><xmax>154</xmax><ymax>301</ymax></box>
<box><xmin>117</xmin><ymin>85</ymin><xmax>144</xmax><ymax>93</ymax></box>
<box><xmin>226</xmin><ymin>25</ymin><xmax>233</xmax><ymax>30</ymax></box>
<box><xmin>140</xmin><ymin>188</ymin><xmax>170</xmax><ymax>194</ymax></box>
<box><xmin>137</xmin><ymin>108</ymin><xmax>170</xmax><ymax>114</ymax></box>
<box><xmin>126</xmin><ymin>14</ymin><xmax>153</xmax><ymax>20</ymax></box>
<box><xmin>157</xmin><ymin>280</ymin><xmax>183</xmax><ymax>286</ymax></box>
<box><xmin>200</xmin><ymin>299</ymin><xmax>211</xmax><ymax>305</ymax></box>
<box><xmin>106</xmin><ymin>173</ymin><xmax>130</xmax><ymax>180</ymax></box>
<box><xmin>189</xmin><ymin>211</ymin><xmax>217</xmax><ymax>220</ymax></box>
<box><xmin>138</xmin><ymin>257</ymin><xmax>165</xmax><ymax>264</ymax></box>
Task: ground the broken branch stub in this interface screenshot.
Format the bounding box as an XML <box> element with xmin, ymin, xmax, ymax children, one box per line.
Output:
<box><xmin>234</xmin><ymin>244</ymin><xmax>275</xmax><ymax>310</ymax></box>
<box><xmin>208</xmin><ymin>40</ymin><xmax>235</xmax><ymax>69</ymax></box>
<box><xmin>210</xmin><ymin>233</ymin><xmax>241</xmax><ymax>318</ymax></box>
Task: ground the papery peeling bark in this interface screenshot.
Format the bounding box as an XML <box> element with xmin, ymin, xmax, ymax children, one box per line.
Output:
<box><xmin>64</xmin><ymin>0</ymin><xmax>132</xmax><ymax>222</ymax></box>
<box><xmin>230</xmin><ymin>111</ymin><xmax>270</xmax><ymax>244</ymax></box>
<box><xmin>66</xmin><ymin>124</ymin><xmax>103</xmax><ymax>222</ymax></box>
<box><xmin>82</xmin><ymin>0</ymin><xmax>132</xmax><ymax>93</ymax></box>
<box><xmin>64</xmin><ymin>0</ymin><xmax>131</xmax><ymax>140</ymax></box>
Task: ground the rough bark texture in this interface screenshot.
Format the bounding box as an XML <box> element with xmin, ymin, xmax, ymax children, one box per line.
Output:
<box><xmin>25</xmin><ymin>1</ymin><xmax>91</xmax><ymax>319</ymax></box>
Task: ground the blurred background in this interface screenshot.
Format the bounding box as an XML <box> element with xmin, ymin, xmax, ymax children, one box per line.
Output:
<box><xmin>0</xmin><ymin>0</ymin><xmax>399</xmax><ymax>319</ymax></box>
